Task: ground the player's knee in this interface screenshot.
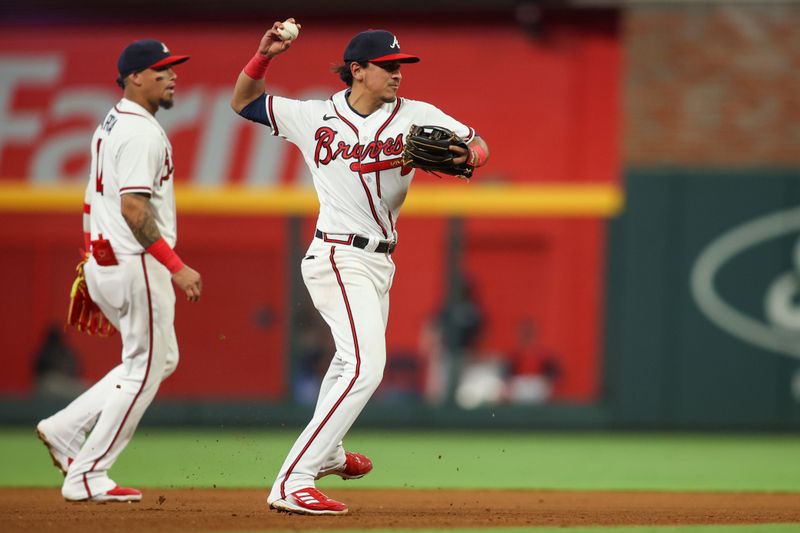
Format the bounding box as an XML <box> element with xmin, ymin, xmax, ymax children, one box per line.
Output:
<box><xmin>162</xmin><ymin>351</ymin><xmax>179</xmax><ymax>379</ymax></box>
<box><xmin>161</xmin><ymin>346</ymin><xmax>180</xmax><ymax>381</ymax></box>
<box><xmin>358</xmin><ymin>358</ymin><xmax>386</xmax><ymax>392</ymax></box>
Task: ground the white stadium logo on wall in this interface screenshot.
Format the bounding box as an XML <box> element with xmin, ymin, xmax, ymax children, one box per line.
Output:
<box><xmin>691</xmin><ymin>206</ymin><xmax>800</xmax><ymax>360</ymax></box>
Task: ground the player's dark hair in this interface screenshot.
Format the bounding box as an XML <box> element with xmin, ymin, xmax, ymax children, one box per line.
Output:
<box><xmin>332</xmin><ymin>61</ymin><xmax>368</xmax><ymax>87</ymax></box>
<box><xmin>116</xmin><ymin>68</ymin><xmax>147</xmax><ymax>89</ymax></box>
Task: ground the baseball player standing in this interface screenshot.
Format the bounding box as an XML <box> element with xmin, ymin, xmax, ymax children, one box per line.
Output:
<box><xmin>36</xmin><ymin>39</ymin><xmax>202</xmax><ymax>502</ymax></box>
<box><xmin>231</xmin><ymin>20</ymin><xmax>489</xmax><ymax>515</ymax></box>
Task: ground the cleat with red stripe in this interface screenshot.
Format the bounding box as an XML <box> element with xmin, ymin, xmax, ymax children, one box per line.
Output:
<box><xmin>269</xmin><ymin>488</ymin><xmax>348</xmax><ymax>515</ymax></box>
<box><xmin>36</xmin><ymin>421</ymin><xmax>74</xmax><ymax>476</ymax></box>
<box><xmin>66</xmin><ymin>485</ymin><xmax>142</xmax><ymax>503</ymax></box>
<box><xmin>94</xmin><ymin>486</ymin><xmax>142</xmax><ymax>502</ymax></box>
<box><xmin>316</xmin><ymin>451</ymin><xmax>373</xmax><ymax>480</ymax></box>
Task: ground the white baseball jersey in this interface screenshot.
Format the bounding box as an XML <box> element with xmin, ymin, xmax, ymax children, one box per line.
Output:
<box><xmin>266</xmin><ymin>89</ymin><xmax>475</xmax><ymax>240</ymax></box>
<box><xmin>85</xmin><ymin>97</ymin><xmax>177</xmax><ymax>255</ymax></box>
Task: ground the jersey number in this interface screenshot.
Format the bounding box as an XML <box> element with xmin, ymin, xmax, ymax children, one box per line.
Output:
<box><xmin>94</xmin><ymin>138</ymin><xmax>104</xmax><ymax>195</ymax></box>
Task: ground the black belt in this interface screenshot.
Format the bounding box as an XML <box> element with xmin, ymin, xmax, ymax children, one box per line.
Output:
<box><xmin>315</xmin><ymin>229</ymin><xmax>396</xmax><ymax>254</ymax></box>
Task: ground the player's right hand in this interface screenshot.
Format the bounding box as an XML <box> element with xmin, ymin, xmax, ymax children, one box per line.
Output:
<box><xmin>172</xmin><ymin>265</ymin><xmax>202</xmax><ymax>302</ymax></box>
<box><xmin>258</xmin><ymin>18</ymin><xmax>301</xmax><ymax>58</ymax></box>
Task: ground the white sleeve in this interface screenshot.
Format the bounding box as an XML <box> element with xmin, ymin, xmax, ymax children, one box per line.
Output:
<box><xmin>265</xmin><ymin>95</ymin><xmax>316</xmax><ymax>145</ymax></box>
<box><xmin>421</xmin><ymin>102</ymin><xmax>476</xmax><ymax>143</ymax></box>
<box><xmin>116</xmin><ymin>131</ymin><xmax>163</xmax><ymax>195</ymax></box>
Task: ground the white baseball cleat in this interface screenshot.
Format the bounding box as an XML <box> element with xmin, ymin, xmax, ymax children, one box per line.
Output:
<box><xmin>36</xmin><ymin>420</ymin><xmax>73</xmax><ymax>476</ymax></box>
<box><xmin>65</xmin><ymin>485</ymin><xmax>143</xmax><ymax>503</ymax></box>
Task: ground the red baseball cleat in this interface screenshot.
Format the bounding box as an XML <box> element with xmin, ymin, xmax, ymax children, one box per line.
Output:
<box><xmin>316</xmin><ymin>451</ymin><xmax>373</xmax><ymax>480</ymax></box>
<box><xmin>270</xmin><ymin>487</ymin><xmax>348</xmax><ymax>515</ymax></box>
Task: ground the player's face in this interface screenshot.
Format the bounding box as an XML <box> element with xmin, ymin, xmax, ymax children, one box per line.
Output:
<box><xmin>141</xmin><ymin>66</ymin><xmax>178</xmax><ymax>110</ymax></box>
<box><xmin>364</xmin><ymin>61</ymin><xmax>402</xmax><ymax>103</ymax></box>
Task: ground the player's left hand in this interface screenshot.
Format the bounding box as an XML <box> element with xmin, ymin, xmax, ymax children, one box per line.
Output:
<box><xmin>449</xmin><ymin>144</ymin><xmax>469</xmax><ymax>166</ymax></box>
<box><xmin>172</xmin><ymin>265</ymin><xmax>203</xmax><ymax>302</ymax></box>
<box><xmin>258</xmin><ymin>18</ymin><xmax>301</xmax><ymax>58</ymax></box>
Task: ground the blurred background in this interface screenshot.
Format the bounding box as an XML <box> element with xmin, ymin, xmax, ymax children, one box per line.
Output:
<box><xmin>1</xmin><ymin>0</ymin><xmax>799</xmax><ymax>431</ymax></box>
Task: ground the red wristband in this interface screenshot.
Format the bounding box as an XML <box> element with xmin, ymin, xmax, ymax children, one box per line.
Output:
<box><xmin>244</xmin><ymin>52</ymin><xmax>272</xmax><ymax>80</ymax></box>
<box><xmin>146</xmin><ymin>237</ymin><xmax>185</xmax><ymax>274</ymax></box>
<box><xmin>468</xmin><ymin>144</ymin><xmax>488</xmax><ymax>168</ymax></box>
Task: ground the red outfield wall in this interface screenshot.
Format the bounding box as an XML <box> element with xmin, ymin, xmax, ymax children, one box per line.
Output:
<box><xmin>0</xmin><ymin>19</ymin><xmax>619</xmax><ymax>402</ymax></box>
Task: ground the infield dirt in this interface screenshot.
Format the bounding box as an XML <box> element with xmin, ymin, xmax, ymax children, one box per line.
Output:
<box><xmin>3</xmin><ymin>488</ymin><xmax>800</xmax><ymax>532</ymax></box>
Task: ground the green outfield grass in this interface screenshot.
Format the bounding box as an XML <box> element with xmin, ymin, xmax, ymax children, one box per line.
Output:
<box><xmin>2</xmin><ymin>428</ymin><xmax>799</xmax><ymax>492</ymax></box>
<box><xmin>4</xmin><ymin>429</ymin><xmax>800</xmax><ymax>532</ymax></box>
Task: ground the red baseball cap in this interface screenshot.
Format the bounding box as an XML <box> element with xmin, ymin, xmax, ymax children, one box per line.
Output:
<box><xmin>343</xmin><ymin>30</ymin><xmax>420</xmax><ymax>64</ymax></box>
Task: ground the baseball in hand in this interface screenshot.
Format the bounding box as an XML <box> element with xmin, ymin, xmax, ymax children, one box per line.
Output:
<box><xmin>277</xmin><ymin>20</ymin><xmax>299</xmax><ymax>41</ymax></box>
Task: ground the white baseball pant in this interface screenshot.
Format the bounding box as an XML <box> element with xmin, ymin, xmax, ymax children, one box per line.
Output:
<box><xmin>41</xmin><ymin>253</ymin><xmax>178</xmax><ymax>500</ymax></box>
<box><xmin>268</xmin><ymin>239</ymin><xmax>394</xmax><ymax>503</ymax></box>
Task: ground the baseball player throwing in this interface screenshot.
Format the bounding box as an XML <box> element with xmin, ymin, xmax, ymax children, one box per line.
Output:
<box><xmin>36</xmin><ymin>39</ymin><xmax>202</xmax><ymax>502</ymax></box>
<box><xmin>231</xmin><ymin>20</ymin><xmax>489</xmax><ymax>515</ymax></box>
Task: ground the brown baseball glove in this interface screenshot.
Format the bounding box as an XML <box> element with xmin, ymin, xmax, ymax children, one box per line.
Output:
<box><xmin>403</xmin><ymin>125</ymin><xmax>473</xmax><ymax>179</ymax></box>
<box><xmin>66</xmin><ymin>257</ymin><xmax>116</xmax><ymax>337</ymax></box>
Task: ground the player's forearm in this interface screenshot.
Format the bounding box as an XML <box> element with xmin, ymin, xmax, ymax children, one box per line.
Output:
<box><xmin>122</xmin><ymin>194</ymin><xmax>188</xmax><ymax>275</ymax></box>
<box><xmin>121</xmin><ymin>194</ymin><xmax>162</xmax><ymax>248</ymax></box>
<box><xmin>231</xmin><ymin>70</ymin><xmax>266</xmax><ymax>113</ymax></box>
<box><xmin>232</xmin><ymin>22</ymin><xmax>295</xmax><ymax>113</ymax></box>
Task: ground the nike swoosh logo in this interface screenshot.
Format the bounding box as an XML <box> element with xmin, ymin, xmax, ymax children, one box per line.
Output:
<box><xmin>323</xmin><ymin>114</ymin><xmax>338</xmax><ymax>121</ymax></box>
